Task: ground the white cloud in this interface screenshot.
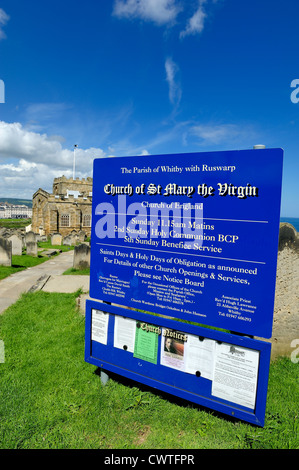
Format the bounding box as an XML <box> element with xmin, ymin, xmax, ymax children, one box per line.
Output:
<box><xmin>0</xmin><ymin>121</ymin><xmax>106</xmax><ymax>199</ymax></box>
<box><xmin>180</xmin><ymin>1</ymin><xmax>207</xmax><ymax>38</ymax></box>
<box><xmin>113</xmin><ymin>0</ymin><xmax>217</xmax><ymax>38</ymax></box>
<box><xmin>0</xmin><ymin>8</ymin><xmax>9</xmax><ymax>40</ymax></box>
<box><xmin>165</xmin><ymin>57</ymin><xmax>181</xmax><ymax>111</ymax></box>
<box><xmin>189</xmin><ymin>123</ymin><xmax>257</xmax><ymax>146</ymax></box>
<box><xmin>139</xmin><ymin>149</ymin><xmax>150</xmax><ymax>155</ymax></box>
<box><xmin>113</xmin><ymin>0</ymin><xmax>181</xmax><ymax>25</ymax></box>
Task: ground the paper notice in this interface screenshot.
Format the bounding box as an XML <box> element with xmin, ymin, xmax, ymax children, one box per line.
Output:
<box><xmin>160</xmin><ymin>328</ymin><xmax>186</xmax><ymax>371</ymax></box>
<box><xmin>114</xmin><ymin>315</ymin><xmax>136</xmax><ymax>352</ymax></box>
<box><xmin>211</xmin><ymin>342</ymin><xmax>260</xmax><ymax>409</ymax></box>
<box><xmin>133</xmin><ymin>323</ymin><xmax>159</xmax><ymax>364</ymax></box>
<box><xmin>91</xmin><ymin>309</ymin><xmax>109</xmax><ymax>345</ymax></box>
<box><xmin>184</xmin><ymin>336</ymin><xmax>215</xmax><ymax>380</ymax></box>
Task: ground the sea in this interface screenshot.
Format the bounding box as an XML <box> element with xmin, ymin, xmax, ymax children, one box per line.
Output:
<box><xmin>280</xmin><ymin>217</ymin><xmax>299</xmax><ymax>232</ymax></box>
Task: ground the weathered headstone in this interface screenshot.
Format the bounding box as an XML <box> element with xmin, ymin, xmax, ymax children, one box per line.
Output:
<box><xmin>70</xmin><ymin>230</ymin><xmax>78</xmax><ymax>245</ymax></box>
<box><xmin>77</xmin><ymin>230</ymin><xmax>86</xmax><ymax>243</ymax></box>
<box><xmin>73</xmin><ymin>244</ymin><xmax>90</xmax><ymax>269</ymax></box>
<box><xmin>51</xmin><ymin>233</ymin><xmax>62</xmax><ymax>246</ymax></box>
<box><xmin>0</xmin><ymin>237</ymin><xmax>12</xmax><ymax>266</ymax></box>
<box><xmin>279</xmin><ymin>222</ymin><xmax>299</xmax><ymax>251</ymax></box>
<box><xmin>8</xmin><ymin>234</ymin><xmax>22</xmax><ymax>256</ymax></box>
<box><xmin>0</xmin><ymin>229</ymin><xmax>11</xmax><ymax>238</ymax></box>
<box><xmin>62</xmin><ymin>235</ymin><xmax>72</xmax><ymax>246</ymax></box>
<box><xmin>25</xmin><ymin>231</ymin><xmax>36</xmax><ymax>245</ymax></box>
<box><xmin>26</xmin><ymin>241</ymin><xmax>38</xmax><ymax>257</ymax></box>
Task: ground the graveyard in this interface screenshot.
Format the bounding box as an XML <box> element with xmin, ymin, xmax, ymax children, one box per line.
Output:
<box><xmin>0</xmin><ymin>226</ymin><xmax>90</xmax><ymax>281</ymax></box>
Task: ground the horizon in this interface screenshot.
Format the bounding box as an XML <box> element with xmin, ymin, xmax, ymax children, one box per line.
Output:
<box><xmin>0</xmin><ymin>1</ymin><xmax>298</xmax><ymax>217</ymax></box>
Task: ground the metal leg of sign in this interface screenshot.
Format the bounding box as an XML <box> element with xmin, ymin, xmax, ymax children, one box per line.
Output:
<box><xmin>100</xmin><ymin>369</ymin><xmax>110</xmax><ymax>386</ymax></box>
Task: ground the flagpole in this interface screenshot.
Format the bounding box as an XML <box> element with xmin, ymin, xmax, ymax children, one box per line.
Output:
<box><xmin>73</xmin><ymin>144</ymin><xmax>78</xmax><ymax>179</ymax></box>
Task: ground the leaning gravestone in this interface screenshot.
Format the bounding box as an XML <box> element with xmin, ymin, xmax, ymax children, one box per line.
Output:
<box><xmin>73</xmin><ymin>244</ymin><xmax>90</xmax><ymax>269</ymax></box>
<box><xmin>8</xmin><ymin>234</ymin><xmax>22</xmax><ymax>256</ymax></box>
<box><xmin>0</xmin><ymin>237</ymin><xmax>12</xmax><ymax>266</ymax></box>
<box><xmin>51</xmin><ymin>233</ymin><xmax>62</xmax><ymax>246</ymax></box>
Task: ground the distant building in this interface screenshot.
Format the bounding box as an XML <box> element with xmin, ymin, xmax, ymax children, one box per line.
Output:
<box><xmin>32</xmin><ymin>176</ymin><xmax>93</xmax><ymax>237</ymax></box>
<box><xmin>0</xmin><ymin>203</ymin><xmax>32</xmax><ymax>219</ymax></box>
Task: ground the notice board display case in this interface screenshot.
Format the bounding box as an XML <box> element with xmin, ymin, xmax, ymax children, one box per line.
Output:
<box><xmin>85</xmin><ymin>299</ymin><xmax>271</xmax><ymax>426</ymax></box>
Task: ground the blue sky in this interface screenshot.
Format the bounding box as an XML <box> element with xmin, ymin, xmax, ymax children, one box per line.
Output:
<box><xmin>0</xmin><ymin>0</ymin><xmax>298</xmax><ymax>216</ymax></box>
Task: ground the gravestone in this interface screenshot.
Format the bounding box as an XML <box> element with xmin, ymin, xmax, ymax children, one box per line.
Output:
<box><xmin>26</xmin><ymin>241</ymin><xmax>38</xmax><ymax>257</ymax></box>
<box><xmin>63</xmin><ymin>232</ymin><xmax>78</xmax><ymax>246</ymax></box>
<box><xmin>70</xmin><ymin>230</ymin><xmax>78</xmax><ymax>245</ymax></box>
<box><xmin>8</xmin><ymin>234</ymin><xmax>22</xmax><ymax>256</ymax></box>
<box><xmin>0</xmin><ymin>237</ymin><xmax>12</xmax><ymax>266</ymax></box>
<box><xmin>73</xmin><ymin>244</ymin><xmax>90</xmax><ymax>269</ymax></box>
<box><xmin>62</xmin><ymin>235</ymin><xmax>72</xmax><ymax>246</ymax></box>
<box><xmin>51</xmin><ymin>233</ymin><xmax>62</xmax><ymax>246</ymax></box>
<box><xmin>25</xmin><ymin>231</ymin><xmax>36</xmax><ymax>245</ymax></box>
<box><xmin>77</xmin><ymin>230</ymin><xmax>86</xmax><ymax>243</ymax></box>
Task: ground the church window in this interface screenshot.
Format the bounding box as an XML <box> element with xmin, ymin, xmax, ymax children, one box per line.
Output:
<box><xmin>83</xmin><ymin>214</ymin><xmax>91</xmax><ymax>227</ymax></box>
<box><xmin>60</xmin><ymin>214</ymin><xmax>70</xmax><ymax>227</ymax></box>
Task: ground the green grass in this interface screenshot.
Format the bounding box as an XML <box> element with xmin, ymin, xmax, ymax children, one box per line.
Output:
<box><xmin>63</xmin><ymin>267</ymin><xmax>90</xmax><ymax>275</ymax></box>
<box><xmin>0</xmin><ymin>254</ymin><xmax>47</xmax><ymax>280</ymax></box>
<box><xmin>0</xmin><ymin>218</ymin><xmax>31</xmax><ymax>229</ymax></box>
<box><xmin>0</xmin><ymin>242</ymin><xmax>74</xmax><ymax>281</ymax></box>
<box><xmin>37</xmin><ymin>241</ymin><xmax>74</xmax><ymax>253</ymax></box>
<box><xmin>0</xmin><ymin>291</ymin><xmax>298</xmax><ymax>449</ymax></box>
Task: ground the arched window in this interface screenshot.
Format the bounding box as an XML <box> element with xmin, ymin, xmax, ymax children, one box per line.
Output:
<box><xmin>83</xmin><ymin>214</ymin><xmax>91</xmax><ymax>227</ymax></box>
<box><xmin>60</xmin><ymin>214</ymin><xmax>70</xmax><ymax>227</ymax></box>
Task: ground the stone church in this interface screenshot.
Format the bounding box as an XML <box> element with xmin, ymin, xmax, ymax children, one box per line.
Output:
<box><xmin>32</xmin><ymin>176</ymin><xmax>93</xmax><ymax>238</ymax></box>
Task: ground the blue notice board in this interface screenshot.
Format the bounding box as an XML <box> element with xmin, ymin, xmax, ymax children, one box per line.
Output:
<box><xmin>89</xmin><ymin>149</ymin><xmax>283</xmax><ymax>339</ymax></box>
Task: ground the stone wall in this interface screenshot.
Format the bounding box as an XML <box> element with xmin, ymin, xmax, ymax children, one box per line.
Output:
<box><xmin>53</xmin><ymin>176</ymin><xmax>92</xmax><ymax>196</ymax></box>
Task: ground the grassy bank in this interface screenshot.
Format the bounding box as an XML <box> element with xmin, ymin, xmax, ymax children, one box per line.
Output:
<box><xmin>0</xmin><ymin>291</ymin><xmax>298</xmax><ymax>449</ymax></box>
<box><xmin>0</xmin><ymin>218</ymin><xmax>31</xmax><ymax>229</ymax></box>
